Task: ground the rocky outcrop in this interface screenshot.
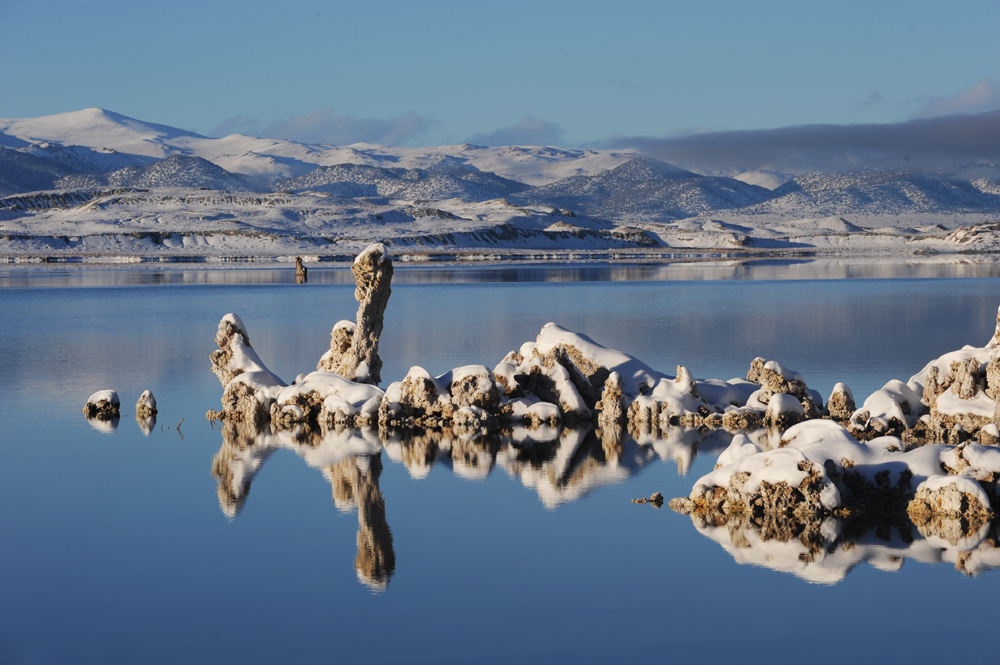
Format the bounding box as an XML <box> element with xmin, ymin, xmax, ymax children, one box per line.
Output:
<box><xmin>668</xmin><ymin>445</ymin><xmax>839</xmax><ymax>520</ymax></box>
<box><xmin>746</xmin><ymin>357</ymin><xmax>823</xmax><ymax>419</ymax></box>
<box><xmin>294</xmin><ymin>256</ymin><xmax>307</xmax><ymax>284</ymax></box>
<box><xmin>135</xmin><ymin>390</ymin><xmax>157</xmax><ymax>418</ymax></box>
<box><xmin>595</xmin><ymin>371</ymin><xmax>626</xmax><ymax>430</ymax></box>
<box><xmin>907</xmin><ymin>476</ymin><xmax>993</xmax><ymax>547</ymax></box>
<box><xmin>378</xmin><ymin>365</ymin><xmax>500</xmax><ymax>429</ymax></box>
<box><xmin>898</xmin><ymin>317</ymin><xmax>1000</xmax><ymax>445</ymax></box>
<box><xmin>762</xmin><ymin>393</ymin><xmax>806</xmax><ymax>430</ymax></box>
<box><xmin>83</xmin><ymin>390</ymin><xmax>120</xmax><ymax>419</ymax></box>
<box><xmin>210</xmin><ymin>314</ymin><xmax>251</xmax><ymax>387</ymax></box>
<box><xmin>826</xmin><ymin>383</ymin><xmax>855</xmax><ymax>422</ymax></box>
<box><xmin>317</xmin><ymin>320</ymin><xmax>356</xmax><ymax>374</ymax></box>
<box><xmin>848</xmin><ymin>380</ymin><xmax>924</xmax><ymax>440</ymax></box>
<box><xmin>317</xmin><ymin>243</ymin><xmax>393</xmax><ymax>385</ymax></box>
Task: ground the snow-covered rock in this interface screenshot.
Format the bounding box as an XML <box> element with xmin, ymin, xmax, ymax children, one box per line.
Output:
<box><xmin>83</xmin><ymin>389</ymin><xmax>120</xmax><ymax>419</ymax></box>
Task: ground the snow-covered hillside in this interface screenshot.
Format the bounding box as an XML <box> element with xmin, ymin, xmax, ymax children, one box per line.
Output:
<box><xmin>511</xmin><ymin>157</ymin><xmax>778</xmax><ymax>222</ymax></box>
<box><xmin>55</xmin><ymin>155</ymin><xmax>262</xmax><ymax>191</ymax></box>
<box><xmin>0</xmin><ymin>109</ymin><xmax>637</xmax><ymax>185</ymax></box>
<box><xmin>273</xmin><ymin>162</ymin><xmax>529</xmax><ymax>201</ymax></box>
<box><xmin>2</xmin><ymin>108</ymin><xmax>1000</xmax><ymax>260</ymax></box>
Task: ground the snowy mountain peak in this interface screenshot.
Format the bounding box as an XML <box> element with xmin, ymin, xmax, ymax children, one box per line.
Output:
<box><xmin>0</xmin><ymin>108</ymin><xmax>205</xmax><ymax>158</ymax></box>
<box><xmin>607</xmin><ymin>157</ymin><xmax>698</xmax><ymax>180</ymax></box>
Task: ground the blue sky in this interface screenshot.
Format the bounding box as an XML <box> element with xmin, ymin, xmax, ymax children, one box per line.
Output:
<box><xmin>2</xmin><ymin>0</ymin><xmax>999</xmax><ymax>148</ymax></box>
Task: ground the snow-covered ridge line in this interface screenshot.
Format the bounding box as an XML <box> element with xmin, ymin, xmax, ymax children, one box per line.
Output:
<box><xmin>3</xmin><ymin>109</ymin><xmax>1000</xmax><ymax>244</ymax></box>
<box><xmin>4</xmin><ymin>183</ymin><xmax>1000</xmax><ymax>258</ymax></box>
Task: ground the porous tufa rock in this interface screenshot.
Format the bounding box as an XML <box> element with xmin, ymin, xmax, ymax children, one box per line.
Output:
<box><xmin>979</xmin><ymin>423</ymin><xmax>1000</xmax><ymax>447</ymax></box>
<box><xmin>317</xmin><ymin>320</ymin><xmax>356</xmax><ymax>374</ymax></box>
<box><xmin>632</xmin><ymin>491</ymin><xmax>664</xmax><ymax>507</ymax></box>
<box><xmin>294</xmin><ymin>256</ymin><xmax>308</xmax><ymax>284</ymax></box>
<box><xmin>319</xmin><ymin>243</ymin><xmax>393</xmax><ymax>385</ymax></box>
<box><xmin>452</xmin><ymin>406</ymin><xmax>495</xmax><ymax>436</ymax></box>
<box><xmin>210</xmin><ymin>314</ymin><xmax>287</xmax><ymax>425</ymax></box>
<box><xmin>746</xmin><ymin>357</ymin><xmax>822</xmax><ymax>419</ymax></box>
<box><xmin>211</xmin><ymin>313</ymin><xmax>251</xmax><ymax>387</ymax></box>
<box><xmin>907</xmin><ymin>476</ymin><xmax>993</xmax><ymax>546</ymax></box>
<box><xmin>988</xmin><ymin>304</ymin><xmax>1000</xmax><ymax>349</ymax></box>
<box><xmin>135</xmin><ymin>390</ymin><xmax>157</xmax><ymax>418</ymax></box>
<box><xmin>83</xmin><ymin>390</ymin><xmax>120</xmax><ymax>419</ymax></box>
<box><xmin>596</xmin><ymin>371</ymin><xmax>626</xmax><ymax>431</ymax></box>
<box><xmin>378</xmin><ymin>365</ymin><xmax>500</xmax><ymax>430</ymax></box>
<box><xmin>763</xmin><ymin>393</ymin><xmax>805</xmax><ymax>430</ymax></box>
<box><xmin>676</xmin><ymin>435</ymin><xmax>843</xmax><ymax>523</ymax></box>
<box><xmin>449</xmin><ymin>369</ymin><xmax>500</xmax><ymax>409</ymax></box>
<box><xmin>987</xmin><ymin>358</ymin><xmax>1000</xmax><ymax>400</ymax></box>
<box><xmin>221</xmin><ymin>377</ymin><xmax>275</xmax><ymax>430</ymax></box>
<box><xmin>270</xmin><ymin>403</ymin><xmax>307</xmax><ymax>429</ymax></box>
<box><xmin>261</xmin><ymin>372</ymin><xmax>385</xmax><ymax>431</ymax></box>
<box><xmin>951</xmin><ymin>357</ymin><xmax>982</xmax><ymax>400</ymax></box>
<box><xmin>848</xmin><ymin>380</ymin><xmax>924</xmax><ymax>440</ymax></box>
<box><xmin>720</xmin><ymin>407</ymin><xmax>763</xmax><ymax>432</ymax></box>
<box><xmin>627</xmin><ymin>365</ymin><xmax>734</xmax><ymax>432</ymax></box>
<box><xmin>826</xmin><ymin>383</ymin><xmax>855</xmax><ymax>421</ymax></box>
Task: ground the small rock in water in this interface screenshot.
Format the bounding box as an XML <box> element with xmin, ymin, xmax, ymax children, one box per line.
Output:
<box><xmin>135</xmin><ymin>390</ymin><xmax>158</xmax><ymax>418</ymax></box>
<box><xmin>295</xmin><ymin>256</ymin><xmax>308</xmax><ymax>284</ymax></box>
<box><xmin>83</xmin><ymin>390</ymin><xmax>121</xmax><ymax>419</ymax></box>
<box><xmin>632</xmin><ymin>492</ymin><xmax>664</xmax><ymax>508</ymax></box>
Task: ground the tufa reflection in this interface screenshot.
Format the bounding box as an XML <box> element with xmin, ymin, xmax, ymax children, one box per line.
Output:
<box><xmin>211</xmin><ymin>419</ymin><xmax>394</xmax><ymax>589</ymax></box>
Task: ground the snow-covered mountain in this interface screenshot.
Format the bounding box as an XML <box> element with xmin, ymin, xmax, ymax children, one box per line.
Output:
<box><xmin>731</xmin><ymin>167</ymin><xmax>1000</xmax><ymax>219</ymax></box>
<box><xmin>3</xmin><ymin>108</ymin><xmax>1000</xmax><ymax>259</ymax></box>
<box><xmin>0</xmin><ymin>109</ymin><xmax>637</xmax><ymax>185</ymax></box>
<box><xmin>0</xmin><ymin>147</ymin><xmax>79</xmax><ymax>194</ymax></box>
<box><xmin>511</xmin><ymin>157</ymin><xmax>778</xmax><ymax>222</ymax></box>
<box><xmin>273</xmin><ymin>162</ymin><xmax>529</xmax><ymax>200</ymax></box>
<box><xmin>55</xmin><ymin>154</ymin><xmax>262</xmax><ymax>191</ymax></box>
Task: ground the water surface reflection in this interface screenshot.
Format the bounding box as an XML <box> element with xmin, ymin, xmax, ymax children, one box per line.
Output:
<box><xmin>10</xmin><ymin>254</ymin><xmax>1000</xmax><ymax>288</ymax></box>
<box><xmin>212</xmin><ymin>421</ymin><xmax>394</xmax><ymax>589</ymax></box>
<box><xmin>209</xmin><ymin>419</ymin><xmax>1000</xmax><ymax>587</ymax></box>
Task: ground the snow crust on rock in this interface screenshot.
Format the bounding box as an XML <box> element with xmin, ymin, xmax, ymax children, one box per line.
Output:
<box><xmin>531</xmin><ymin>322</ymin><xmax>662</xmax><ymax>396</ymax></box>
<box><xmin>913</xmin><ymin>475</ymin><xmax>991</xmax><ymax>512</ymax></box>
<box><xmin>354</xmin><ymin>242</ymin><xmax>386</xmax><ymax>265</ymax></box>
<box><xmin>767</xmin><ymin>393</ymin><xmax>805</xmax><ymax>417</ymax></box>
<box><xmin>693</xmin><ymin>444</ymin><xmax>841</xmax><ymax>511</ymax></box>
<box><xmin>851</xmin><ymin>380</ymin><xmax>924</xmax><ymax>427</ymax></box>
<box><xmin>86</xmin><ymin>389</ymin><xmax>119</xmax><ymax>407</ymax></box>
<box><xmin>276</xmin><ymin>372</ymin><xmax>384</xmax><ymax>414</ymax></box>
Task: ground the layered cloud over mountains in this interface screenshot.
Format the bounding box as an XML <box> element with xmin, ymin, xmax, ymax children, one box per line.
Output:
<box><xmin>607</xmin><ymin>109</ymin><xmax>1000</xmax><ymax>174</ymax></box>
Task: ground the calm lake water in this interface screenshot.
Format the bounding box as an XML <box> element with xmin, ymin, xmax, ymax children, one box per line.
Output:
<box><xmin>2</xmin><ymin>261</ymin><xmax>999</xmax><ymax>664</ymax></box>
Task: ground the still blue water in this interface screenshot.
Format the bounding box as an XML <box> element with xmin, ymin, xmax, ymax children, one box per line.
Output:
<box><xmin>1</xmin><ymin>265</ymin><xmax>998</xmax><ymax>664</ymax></box>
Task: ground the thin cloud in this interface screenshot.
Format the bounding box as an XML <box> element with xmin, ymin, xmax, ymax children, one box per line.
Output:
<box><xmin>211</xmin><ymin>114</ymin><xmax>259</xmax><ymax>138</ymax></box>
<box><xmin>604</xmin><ymin>110</ymin><xmax>1000</xmax><ymax>173</ymax></box>
<box><xmin>860</xmin><ymin>91</ymin><xmax>883</xmax><ymax>108</ymax></box>
<box><xmin>468</xmin><ymin>116</ymin><xmax>562</xmax><ymax>146</ymax></box>
<box><xmin>913</xmin><ymin>78</ymin><xmax>1000</xmax><ymax>118</ymax></box>
<box><xmin>260</xmin><ymin>108</ymin><xmax>429</xmax><ymax>146</ymax></box>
